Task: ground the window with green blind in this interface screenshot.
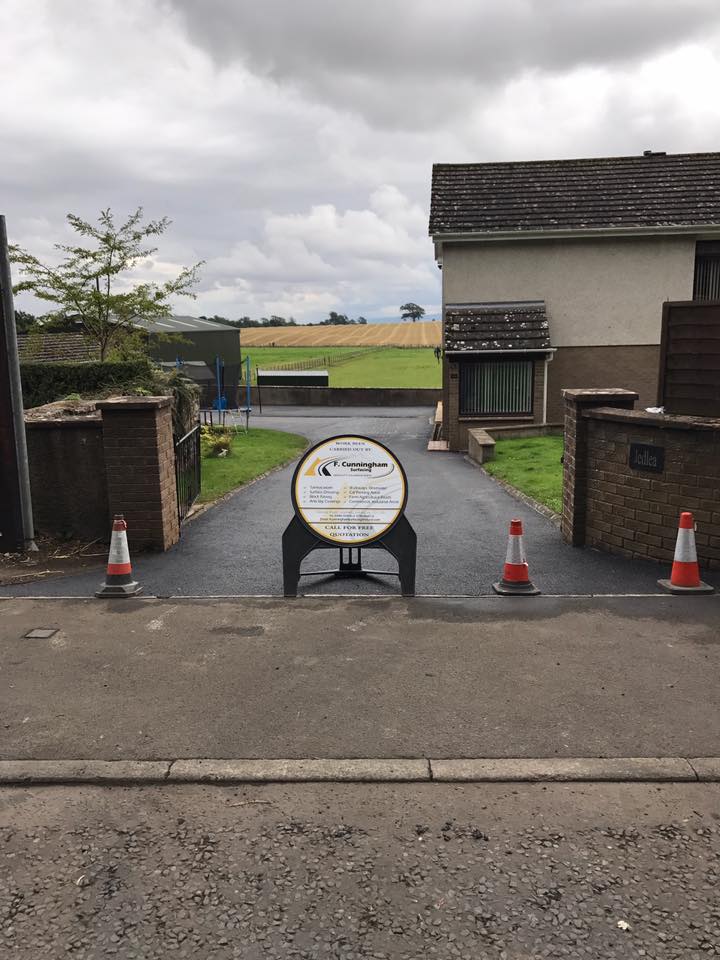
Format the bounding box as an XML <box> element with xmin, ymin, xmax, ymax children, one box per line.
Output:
<box><xmin>460</xmin><ymin>358</ymin><xmax>534</xmax><ymax>416</ymax></box>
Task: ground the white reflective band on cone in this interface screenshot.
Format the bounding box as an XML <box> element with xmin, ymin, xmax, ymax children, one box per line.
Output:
<box><xmin>674</xmin><ymin>528</ymin><xmax>698</xmax><ymax>564</ymax></box>
<box><xmin>108</xmin><ymin>530</ymin><xmax>130</xmax><ymax>565</ymax></box>
<box><xmin>506</xmin><ymin>535</ymin><xmax>526</xmax><ymax>565</ymax></box>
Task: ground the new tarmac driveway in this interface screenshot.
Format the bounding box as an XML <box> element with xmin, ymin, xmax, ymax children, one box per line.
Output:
<box><xmin>4</xmin><ymin>406</ymin><xmax>719</xmax><ymax>598</ymax></box>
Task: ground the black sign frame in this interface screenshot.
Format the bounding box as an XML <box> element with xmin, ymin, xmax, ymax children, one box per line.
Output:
<box><xmin>282</xmin><ymin>434</ymin><xmax>416</xmax><ymax>596</ymax></box>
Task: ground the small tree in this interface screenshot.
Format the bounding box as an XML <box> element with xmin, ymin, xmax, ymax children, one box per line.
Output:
<box><xmin>14</xmin><ymin>309</ymin><xmax>38</xmax><ymax>333</ymax></box>
<box><xmin>400</xmin><ymin>302</ymin><xmax>425</xmax><ymax>323</ymax></box>
<box><xmin>10</xmin><ymin>208</ymin><xmax>202</xmax><ymax>361</ymax></box>
<box><xmin>319</xmin><ymin>311</ymin><xmax>351</xmax><ymax>326</ymax></box>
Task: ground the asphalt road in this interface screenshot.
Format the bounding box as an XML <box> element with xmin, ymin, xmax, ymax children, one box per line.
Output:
<box><xmin>3</xmin><ymin>407</ymin><xmax>718</xmax><ymax>598</ymax></box>
<box><xmin>2</xmin><ymin>781</ymin><xmax>719</xmax><ymax>959</ymax></box>
<box><xmin>3</xmin><ymin>595</ymin><xmax>720</xmax><ymax>760</ymax></box>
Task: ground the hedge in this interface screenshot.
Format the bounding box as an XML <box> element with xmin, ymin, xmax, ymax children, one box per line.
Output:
<box><xmin>20</xmin><ymin>359</ymin><xmax>154</xmax><ymax>409</ymax></box>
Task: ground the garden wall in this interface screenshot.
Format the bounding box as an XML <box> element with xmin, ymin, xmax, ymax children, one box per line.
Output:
<box><xmin>25</xmin><ymin>397</ymin><xmax>180</xmax><ymax>551</ymax></box>
<box><xmin>248</xmin><ymin>386</ymin><xmax>441</xmax><ymax>407</ymax></box>
<box><xmin>562</xmin><ymin>388</ymin><xmax>720</xmax><ymax>570</ymax></box>
<box><xmin>26</xmin><ymin>418</ymin><xmax>108</xmax><ymax>540</ymax></box>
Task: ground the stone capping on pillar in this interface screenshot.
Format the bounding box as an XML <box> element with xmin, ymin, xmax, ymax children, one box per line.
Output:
<box><xmin>96</xmin><ymin>395</ymin><xmax>180</xmax><ymax>552</ymax></box>
<box><xmin>582</xmin><ymin>407</ymin><xmax>720</xmax><ymax>431</ymax></box>
<box><xmin>561</xmin><ymin>388</ymin><xmax>639</xmax><ymax>547</ymax></box>
<box><xmin>96</xmin><ymin>396</ymin><xmax>173</xmax><ymax>412</ymax></box>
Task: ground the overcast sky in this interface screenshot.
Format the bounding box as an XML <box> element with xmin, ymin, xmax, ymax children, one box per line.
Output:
<box><xmin>4</xmin><ymin>0</ymin><xmax>720</xmax><ymax>324</ymax></box>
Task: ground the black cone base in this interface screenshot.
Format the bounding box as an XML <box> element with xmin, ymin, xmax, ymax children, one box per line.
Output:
<box><xmin>95</xmin><ymin>580</ymin><xmax>142</xmax><ymax>598</ymax></box>
<box><xmin>492</xmin><ymin>578</ymin><xmax>541</xmax><ymax>596</ymax></box>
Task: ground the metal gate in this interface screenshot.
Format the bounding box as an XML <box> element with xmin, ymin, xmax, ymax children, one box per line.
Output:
<box><xmin>175</xmin><ymin>424</ymin><xmax>201</xmax><ymax>522</ymax></box>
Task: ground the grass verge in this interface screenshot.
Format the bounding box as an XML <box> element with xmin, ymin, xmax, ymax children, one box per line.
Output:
<box><xmin>483</xmin><ymin>436</ymin><xmax>564</xmax><ymax>514</ymax></box>
<box><xmin>199</xmin><ymin>427</ymin><xmax>307</xmax><ymax>503</ymax></box>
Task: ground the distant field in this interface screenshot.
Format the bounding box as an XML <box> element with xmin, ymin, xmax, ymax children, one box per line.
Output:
<box><xmin>242</xmin><ymin>346</ymin><xmax>442</xmax><ymax>389</ymax></box>
<box><xmin>241</xmin><ymin>346</ymin><xmax>360</xmax><ymax>369</ymax></box>
<box><xmin>240</xmin><ymin>320</ymin><xmax>441</xmax><ymax>347</ymax></box>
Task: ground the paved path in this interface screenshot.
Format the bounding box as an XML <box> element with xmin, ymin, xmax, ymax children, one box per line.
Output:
<box><xmin>2</xmin><ymin>781</ymin><xmax>719</xmax><ymax>958</ymax></box>
<box><xmin>3</xmin><ymin>407</ymin><xmax>718</xmax><ymax>597</ymax></box>
<box><xmin>3</xmin><ymin>595</ymin><xmax>720</xmax><ymax>761</ymax></box>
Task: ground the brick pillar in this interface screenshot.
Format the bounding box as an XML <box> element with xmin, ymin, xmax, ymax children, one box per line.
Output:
<box><xmin>561</xmin><ymin>389</ymin><xmax>638</xmax><ymax>547</ymax></box>
<box><xmin>97</xmin><ymin>397</ymin><xmax>180</xmax><ymax>551</ymax></box>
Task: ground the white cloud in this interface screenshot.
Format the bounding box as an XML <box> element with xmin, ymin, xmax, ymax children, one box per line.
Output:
<box><xmin>198</xmin><ymin>187</ymin><xmax>438</xmax><ymax>320</ymax></box>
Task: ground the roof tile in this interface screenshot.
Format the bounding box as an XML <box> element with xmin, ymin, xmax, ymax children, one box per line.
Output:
<box><xmin>444</xmin><ymin>302</ymin><xmax>552</xmax><ymax>353</ymax></box>
<box><xmin>430</xmin><ymin>152</ymin><xmax>720</xmax><ymax>235</ymax></box>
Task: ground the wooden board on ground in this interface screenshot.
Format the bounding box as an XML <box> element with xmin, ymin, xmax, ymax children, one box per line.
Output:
<box><xmin>240</xmin><ymin>321</ymin><xmax>441</xmax><ymax>347</ymax></box>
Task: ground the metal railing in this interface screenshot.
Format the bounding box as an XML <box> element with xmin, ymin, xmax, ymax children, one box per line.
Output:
<box><xmin>174</xmin><ymin>424</ymin><xmax>201</xmax><ymax>523</ymax></box>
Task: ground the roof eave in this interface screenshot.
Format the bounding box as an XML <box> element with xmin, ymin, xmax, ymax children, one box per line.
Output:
<box><xmin>445</xmin><ymin>347</ymin><xmax>556</xmax><ymax>356</ymax></box>
<box><xmin>431</xmin><ymin>222</ymin><xmax>720</xmax><ymax>256</ymax></box>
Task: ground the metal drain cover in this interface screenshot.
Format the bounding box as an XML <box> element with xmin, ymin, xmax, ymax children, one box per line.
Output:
<box><xmin>23</xmin><ymin>628</ymin><xmax>58</xmax><ymax>639</ymax></box>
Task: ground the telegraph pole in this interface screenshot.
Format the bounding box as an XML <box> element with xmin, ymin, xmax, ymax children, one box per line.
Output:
<box><xmin>0</xmin><ymin>215</ymin><xmax>37</xmax><ymax>552</ymax></box>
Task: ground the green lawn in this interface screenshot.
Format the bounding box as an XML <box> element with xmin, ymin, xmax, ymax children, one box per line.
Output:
<box><xmin>332</xmin><ymin>348</ymin><xmax>441</xmax><ymax>388</ymax></box>
<box><xmin>483</xmin><ymin>436</ymin><xmax>564</xmax><ymax>514</ymax></box>
<box><xmin>199</xmin><ymin>427</ymin><xmax>307</xmax><ymax>503</ymax></box>
<box><xmin>242</xmin><ymin>347</ymin><xmax>441</xmax><ymax>388</ymax></box>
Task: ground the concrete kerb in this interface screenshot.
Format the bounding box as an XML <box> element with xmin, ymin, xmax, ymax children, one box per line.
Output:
<box><xmin>1</xmin><ymin>757</ymin><xmax>719</xmax><ymax>785</ymax></box>
<box><xmin>0</xmin><ymin>760</ymin><xmax>172</xmax><ymax>784</ymax></box>
<box><xmin>168</xmin><ymin>759</ymin><xmax>430</xmax><ymax>783</ymax></box>
<box><xmin>430</xmin><ymin>758</ymin><xmax>698</xmax><ymax>782</ymax></box>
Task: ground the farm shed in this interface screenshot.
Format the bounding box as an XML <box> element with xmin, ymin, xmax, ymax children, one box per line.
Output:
<box><xmin>134</xmin><ymin>315</ymin><xmax>242</xmax><ymax>407</ymax></box>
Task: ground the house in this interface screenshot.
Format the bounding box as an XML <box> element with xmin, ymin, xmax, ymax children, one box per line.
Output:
<box><xmin>17</xmin><ymin>331</ymin><xmax>100</xmax><ymax>363</ymax></box>
<box><xmin>429</xmin><ymin>150</ymin><xmax>720</xmax><ymax>450</ymax></box>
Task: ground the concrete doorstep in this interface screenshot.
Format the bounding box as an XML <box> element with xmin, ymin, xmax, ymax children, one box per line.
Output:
<box><xmin>0</xmin><ymin>757</ymin><xmax>719</xmax><ymax>785</ymax></box>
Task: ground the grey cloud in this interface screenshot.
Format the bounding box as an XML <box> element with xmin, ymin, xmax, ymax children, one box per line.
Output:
<box><xmin>169</xmin><ymin>0</ymin><xmax>720</xmax><ymax>127</ymax></box>
<box><xmin>4</xmin><ymin>0</ymin><xmax>720</xmax><ymax>325</ymax></box>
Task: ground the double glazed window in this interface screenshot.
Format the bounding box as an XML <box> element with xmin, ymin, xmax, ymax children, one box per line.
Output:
<box><xmin>460</xmin><ymin>358</ymin><xmax>534</xmax><ymax>416</ymax></box>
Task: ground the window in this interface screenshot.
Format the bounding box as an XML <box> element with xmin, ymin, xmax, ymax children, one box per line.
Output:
<box><xmin>694</xmin><ymin>242</ymin><xmax>720</xmax><ymax>300</ymax></box>
<box><xmin>460</xmin><ymin>358</ymin><xmax>534</xmax><ymax>416</ymax></box>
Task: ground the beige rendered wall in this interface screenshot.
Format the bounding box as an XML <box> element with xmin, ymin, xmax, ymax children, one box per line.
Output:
<box><xmin>441</xmin><ymin>236</ymin><xmax>695</xmax><ymax>346</ymax></box>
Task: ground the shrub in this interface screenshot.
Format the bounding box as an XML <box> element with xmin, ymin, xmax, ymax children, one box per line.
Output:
<box><xmin>20</xmin><ymin>359</ymin><xmax>154</xmax><ymax>409</ymax></box>
<box><xmin>200</xmin><ymin>425</ymin><xmax>233</xmax><ymax>458</ymax></box>
<box><xmin>163</xmin><ymin>369</ymin><xmax>200</xmax><ymax>437</ymax></box>
<box><xmin>20</xmin><ymin>359</ymin><xmax>200</xmax><ymax>437</ymax></box>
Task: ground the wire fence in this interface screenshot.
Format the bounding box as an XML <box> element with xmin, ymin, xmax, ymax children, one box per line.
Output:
<box><xmin>240</xmin><ymin>347</ymin><xmax>391</xmax><ymax>382</ymax></box>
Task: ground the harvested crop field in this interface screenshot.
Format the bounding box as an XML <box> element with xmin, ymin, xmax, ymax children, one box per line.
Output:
<box><xmin>239</xmin><ymin>320</ymin><xmax>441</xmax><ymax>347</ymax></box>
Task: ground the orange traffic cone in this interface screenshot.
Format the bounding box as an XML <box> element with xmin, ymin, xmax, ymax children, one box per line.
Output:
<box><xmin>493</xmin><ymin>518</ymin><xmax>540</xmax><ymax>595</ymax></box>
<box><xmin>658</xmin><ymin>511</ymin><xmax>714</xmax><ymax>594</ymax></box>
<box><xmin>96</xmin><ymin>515</ymin><xmax>141</xmax><ymax>597</ymax></box>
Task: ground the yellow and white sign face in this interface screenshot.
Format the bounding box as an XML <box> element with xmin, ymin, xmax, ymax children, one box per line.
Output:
<box><xmin>293</xmin><ymin>436</ymin><xmax>406</xmax><ymax>544</ymax></box>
